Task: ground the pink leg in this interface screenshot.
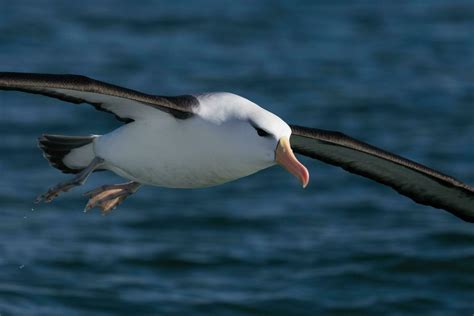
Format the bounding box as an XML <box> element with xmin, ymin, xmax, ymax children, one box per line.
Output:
<box><xmin>83</xmin><ymin>181</ymin><xmax>142</xmax><ymax>214</ymax></box>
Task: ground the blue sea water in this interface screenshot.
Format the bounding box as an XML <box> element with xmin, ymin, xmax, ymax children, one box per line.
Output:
<box><xmin>1</xmin><ymin>1</ymin><xmax>474</xmax><ymax>315</ymax></box>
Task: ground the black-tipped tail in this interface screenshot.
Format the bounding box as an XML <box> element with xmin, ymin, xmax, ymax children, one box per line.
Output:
<box><xmin>38</xmin><ymin>134</ymin><xmax>95</xmax><ymax>174</ymax></box>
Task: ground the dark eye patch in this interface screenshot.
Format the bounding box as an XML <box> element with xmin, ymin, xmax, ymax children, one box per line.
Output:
<box><xmin>249</xmin><ymin>120</ymin><xmax>272</xmax><ymax>137</ymax></box>
<box><xmin>255</xmin><ymin>127</ymin><xmax>271</xmax><ymax>137</ymax></box>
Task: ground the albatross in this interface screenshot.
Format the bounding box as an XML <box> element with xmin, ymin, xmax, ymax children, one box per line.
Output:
<box><xmin>0</xmin><ymin>72</ymin><xmax>473</xmax><ymax>222</ymax></box>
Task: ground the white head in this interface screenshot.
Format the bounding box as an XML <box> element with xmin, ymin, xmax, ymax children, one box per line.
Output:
<box><xmin>196</xmin><ymin>93</ymin><xmax>309</xmax><ymax>187</ymax></box>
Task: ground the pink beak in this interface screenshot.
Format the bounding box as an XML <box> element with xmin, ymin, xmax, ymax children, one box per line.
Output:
<box><xmin>275</xmin><ymin>137</ymin><xmax>310</xmax><ymax>188</ymax></box>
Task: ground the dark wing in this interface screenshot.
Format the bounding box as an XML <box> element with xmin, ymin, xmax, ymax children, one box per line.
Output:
<box><xmin>0</xmin><ymin>72</ymin><xmax>198</xmax><ymax>122</ymax></box>
<box><xmin>290</xmin><ymin>125</ymin><xmax>474</xmax><ymax>223</ymax></box>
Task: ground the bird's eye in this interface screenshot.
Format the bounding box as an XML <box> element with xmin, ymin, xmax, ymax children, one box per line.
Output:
<box><xmin>249</xmin><ymin>120</ymin><xmax>272</xmax><ymax>137</ymax></box>
<box><xmin>255</xmin><ymin>127</ymin><xmax>271</xmax><ymax>137</ymax></box>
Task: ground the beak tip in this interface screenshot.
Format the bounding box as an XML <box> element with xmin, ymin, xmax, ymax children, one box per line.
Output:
<box><xmin>301</xmin><ymin>172</ymin><xmax>310</xmax><ymax>189</ymax></box>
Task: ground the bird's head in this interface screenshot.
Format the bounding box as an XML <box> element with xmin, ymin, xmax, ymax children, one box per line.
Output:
<box><xmin>246</xmin><ymin>107</ymin><xmax>310</xmax><ymax>188</ymax></box>
<box><xmin>197</xmin><ymin>93</ymin><xmax>309</xmax><ymax>187</ymax></box>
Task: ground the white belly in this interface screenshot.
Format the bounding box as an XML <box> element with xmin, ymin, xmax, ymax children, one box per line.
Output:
<box><xmin>94</xmin><ymin>116</ymin><xmax>274</xmax><ymax>188</ymax></box>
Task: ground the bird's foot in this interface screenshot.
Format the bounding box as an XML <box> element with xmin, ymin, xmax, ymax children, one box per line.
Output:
<box><xmin>35</xmin><ymin>157</ymin><xmax>104</xmax><ymax>204</ymax></box>
<box><xmin>83</xmin><ymin>181</ymin><xmax>141</xmax><ymax>214</ymax></box>
<box><xmin>35</xmin><ymin>179</ymin><xmax>83</xmax><ymax>204</ymax></box>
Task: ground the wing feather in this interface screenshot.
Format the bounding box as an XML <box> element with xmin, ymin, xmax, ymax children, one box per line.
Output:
<box><xmin>290</xmin><ymin>125</ymin><xmax>474</xmax><ymax>222</ymax></box>
<box><xmin>0</xmin><ymin>72</ymin><xmax>197</xmax><ymax>122</ymax></box>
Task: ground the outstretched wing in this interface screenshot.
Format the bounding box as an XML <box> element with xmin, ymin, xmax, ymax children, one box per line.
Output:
<box><xmin>0</xmin><ymin>72</ymin><xmax>198</xmax><ymax>122</ymax></box>
<box><xmin>290</xmin><ymin>125</ymin><xmax>474</xmax><ymax>223</ymax></box>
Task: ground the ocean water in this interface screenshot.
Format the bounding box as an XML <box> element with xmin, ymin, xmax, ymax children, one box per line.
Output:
<box><xmin>1</xmin><ymin>1</ymin><xmax>474</xmax><ymax>315</ymax></box>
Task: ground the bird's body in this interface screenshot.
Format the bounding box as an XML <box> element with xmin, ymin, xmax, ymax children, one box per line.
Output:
<box><xmin>1</xmin><ymin>72</ymin><xmax>473</xmax><ymax>222</ymax></box>
<box><xmin>71</xmin><ymin>93</ymin><xmax>281</xmax><ymax>188</ymax></box>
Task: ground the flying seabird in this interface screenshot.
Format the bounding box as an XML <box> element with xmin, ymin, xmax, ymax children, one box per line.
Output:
<box><xmin>1</xmin><ymin>72</ymin><xmax>473</xmax><ymax>222</ymax></box>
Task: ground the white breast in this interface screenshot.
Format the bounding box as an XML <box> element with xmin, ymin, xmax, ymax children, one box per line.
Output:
<box><xmin>94</xmin><ymin>112</ymin><xmax>275</xmax><ymax>188</ymax></box>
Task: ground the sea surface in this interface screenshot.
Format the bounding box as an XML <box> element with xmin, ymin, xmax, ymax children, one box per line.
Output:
<box><xmin>1</xmin><ymin>1</ymin><xmax>474</xmax><ymax>315</ymax></box>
